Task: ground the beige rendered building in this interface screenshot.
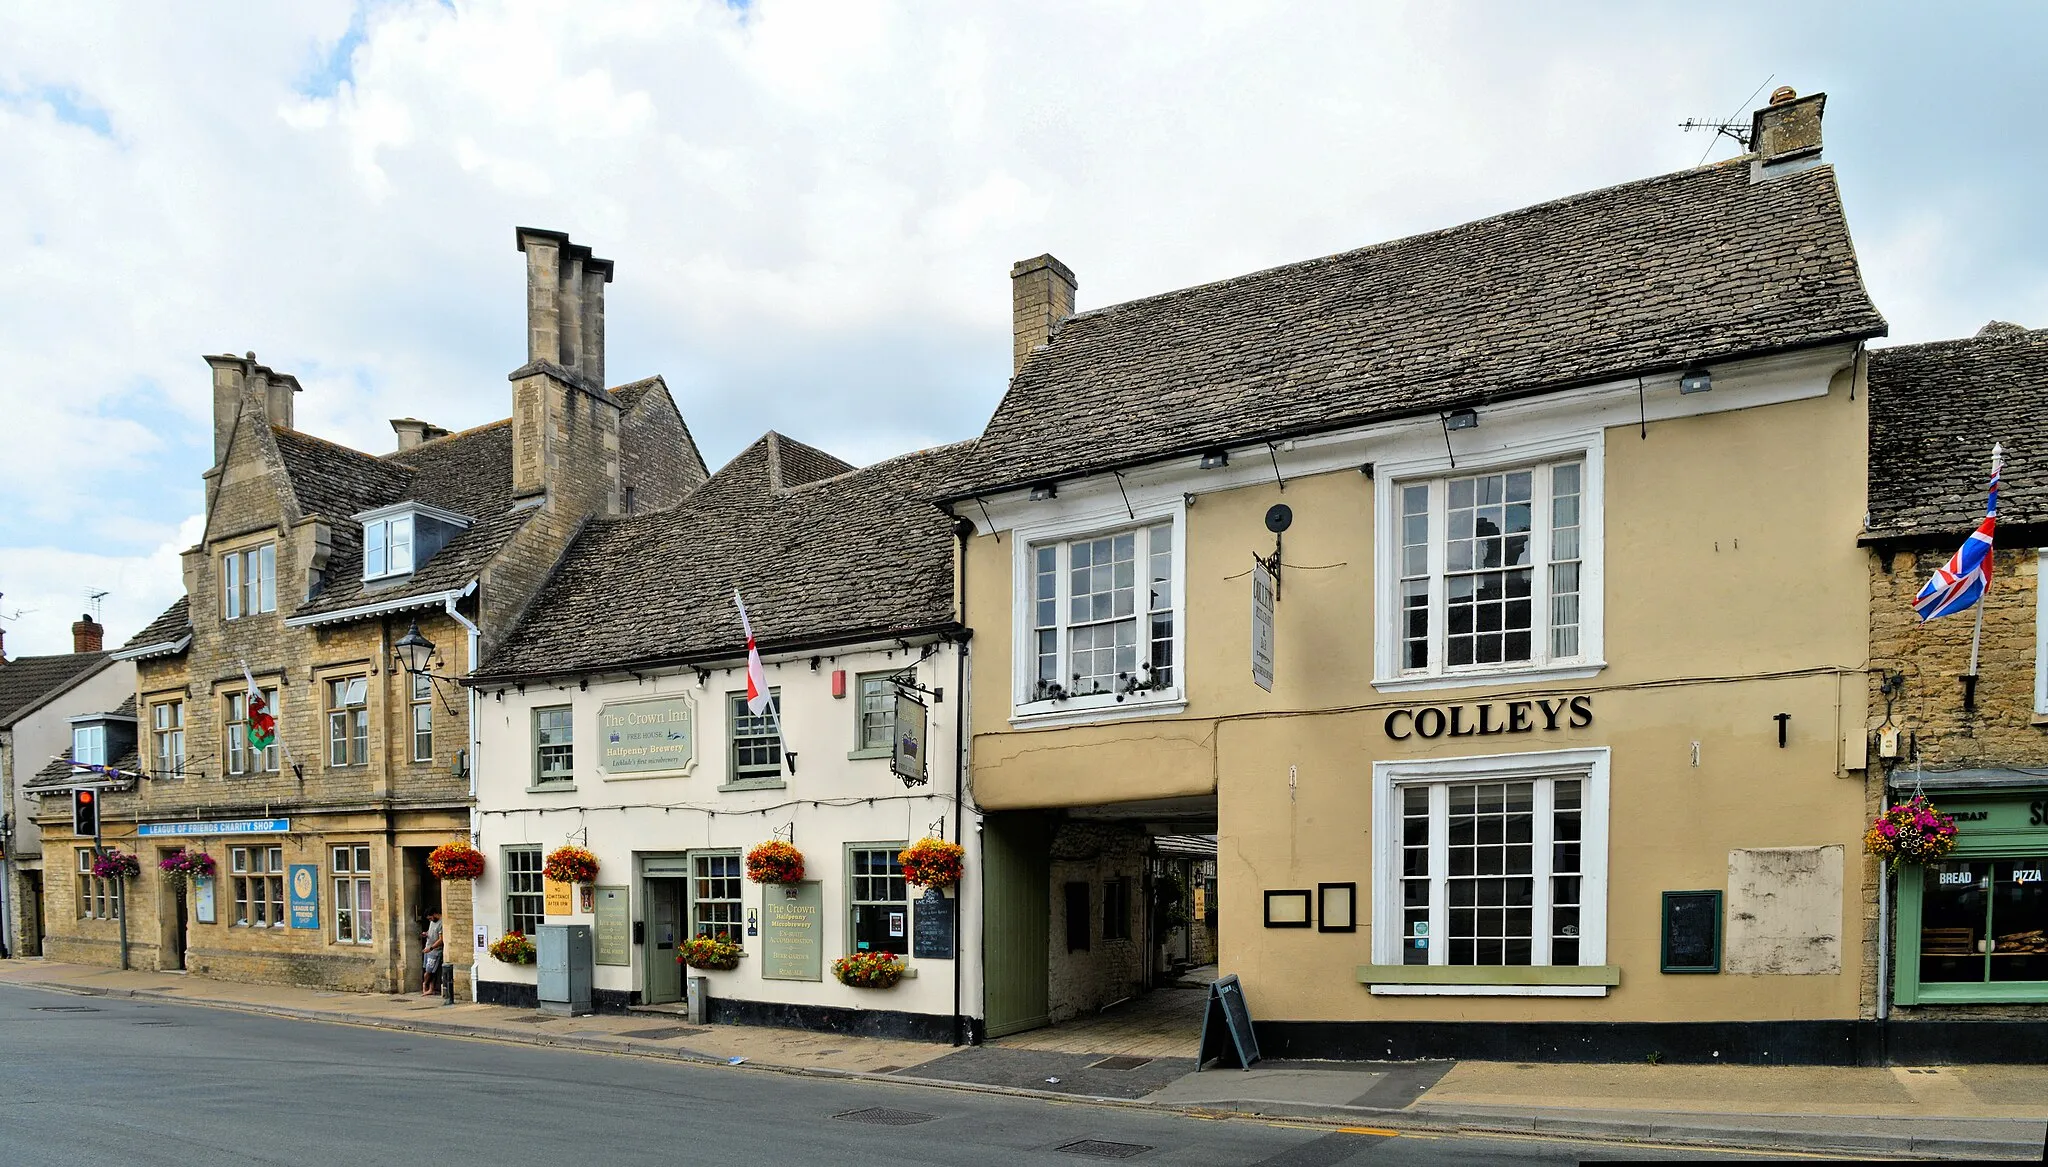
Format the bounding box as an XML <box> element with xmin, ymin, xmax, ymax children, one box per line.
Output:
<box><xmin>31</xmin><ymin>229</ymin><xmax>706</xmax><ymax>996</ymax></box>
<box><xmin>948</xmin><ymin>91</ymin><xmax>1902</xmax><ymax>1061</ymax></box>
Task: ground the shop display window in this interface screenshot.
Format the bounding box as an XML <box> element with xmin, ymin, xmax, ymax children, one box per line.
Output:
<box><xmin>1919</xmin><ymin>857</ymin><xmax>2048</xmax><ymax>985</ymax></box>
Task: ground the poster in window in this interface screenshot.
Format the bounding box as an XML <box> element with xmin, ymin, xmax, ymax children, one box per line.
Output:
<box><xmin>194</xmin><ymin>874</ymin><xmax>216</xmax><ymax>924</ymax></box>
<box><xmin>892</xmin><ymin>688</ymin><xmax>928</xmax><ymax>786</ymax></box>
<box><xmin>888</xmin><ymin>910</ymin><xmax>906</xmax><ymax>939</ymax></box>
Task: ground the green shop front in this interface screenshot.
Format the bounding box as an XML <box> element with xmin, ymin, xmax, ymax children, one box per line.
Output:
<box><xmin>1891</xmin><ymin>779</ymin><xmax>2048</xmax><ymax>1008</ymax></box>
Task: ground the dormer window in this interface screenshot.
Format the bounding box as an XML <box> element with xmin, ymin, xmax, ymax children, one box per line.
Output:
<box><xmin>354</xmin><ymin>502</ymin><xmax>472</xmax><ymax>583</ymax></box>
<box><xmin>73</xmin><ymin>724</ymin><xmax>107</xmax><ymax>766</ymax></box>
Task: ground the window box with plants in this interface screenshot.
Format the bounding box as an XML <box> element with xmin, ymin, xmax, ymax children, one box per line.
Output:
<box><xmin>832</xmin><ymin>950</ymin><xmax>906</xmax><ymax>989</ymax></box>
<box><xmin>489</xmin><ymin>931</ymin><xmax>536</xmax><ymax>966</ymax></box>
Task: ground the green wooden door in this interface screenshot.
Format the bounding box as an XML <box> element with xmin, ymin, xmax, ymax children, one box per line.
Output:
<box><xmin>646</xmin><ymin>879</ymin><xmax>683</xmax><ymax>1004</ymax></box>
<box><xmin>982</xmin><ymin>812</ymin><xmax>1051</xmax><ymax>1038</ymax></box>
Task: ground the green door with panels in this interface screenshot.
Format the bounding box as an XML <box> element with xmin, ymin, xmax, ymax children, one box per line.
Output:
<box><xmin>982</xmin><ymin>812</ymin><xmax>1052</xmax><ymax>1038</ymax></box>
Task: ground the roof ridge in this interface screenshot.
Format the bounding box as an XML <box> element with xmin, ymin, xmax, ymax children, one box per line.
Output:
<box><xmin>383</xmin><ymin>416</ymin><xmax>513</xmax><ymax>461</ymax></box>
<box><xmin>1875</xmin><ymin>328</ymin><xmax>2048</xmax><ymax>357</ymax></box>
<box><xmin>272</xmin><ymin>424</ymin><xmax>404</xmax><ymax>468</ymax></box>
<box><xmin>1062</xmin><ymin>155</ymin><xmax>1773</xmax><ymax>327</ymax></box>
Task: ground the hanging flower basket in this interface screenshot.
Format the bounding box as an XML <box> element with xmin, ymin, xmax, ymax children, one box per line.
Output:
<box><xmin>91</xmin><ymin>850</ymin><xmax>140</xmax><ymax>880</ymax></box>
<box><xmin>899</xmin><ymin>837</ymin><xmax>964</xmax><ymax>889</ymax></box>
<box><xmin>428</xmin><ymin>841</ymin><xmax>486</xmax><ymax>880</ymax></box>
<box><xmin>543</xmin><ymin>845</ymin><xmax>600</xmax><ymax>884</ymax></box>
<box><xmin>745</xmin><ymin>840</ymin><xmax>805</xmax><ymax>885</ymax></box>
<box><xmin>157</xmin><ymin>850</ymin><xmax>217</xmax><ymax>884</ymax></box>
<box><xmin>832</xmin><ymin>950</ymin><xmax>905</xmax><ymax>988</ymax></box>
<box><xmin>679</xmin><ymin>934</ymin><xmax>743</xmax><ymax>971</ymax></box>
<box><xmin>1865</xmin><ymin>796</ymin><xmax>1959</xmax><ymax>865</ymax></box>
<box><xmin>489</xmin><ymin>931</ymin><xmax>537</xmax><ymax>965</ymax></box>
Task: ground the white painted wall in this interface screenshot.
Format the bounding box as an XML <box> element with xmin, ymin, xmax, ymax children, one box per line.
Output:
<box><xmin>472</xmin><ymin>637</ymin><xmax>981</xmax><ymax>1024</ymax></box>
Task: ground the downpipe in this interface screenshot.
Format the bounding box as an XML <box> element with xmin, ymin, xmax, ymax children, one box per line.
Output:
<box><xmin>446</xmin><ymin>586</ymin><xmax>483</xmax><ymax>1004</ymax></box>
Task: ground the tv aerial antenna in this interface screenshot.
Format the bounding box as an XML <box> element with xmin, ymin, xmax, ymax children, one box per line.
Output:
<box><xmin>1681</xmin><ymin>74</ymin><xmax>1774</xmax><ymax>165</ymax></box>
<box><xmin>0</xmin><ymin>590</ymin><xmax>34</xmax><ymax>623</ymax></box>
<box><xmin>86</xmin><ymin>589</ymin><xmax>110</xmax><ymax>621</ymax></box>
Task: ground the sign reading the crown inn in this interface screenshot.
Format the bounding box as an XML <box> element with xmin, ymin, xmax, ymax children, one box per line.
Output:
<box><xmin>599</xmin><ymin>695</ymin><xmax>696</xmax><ymax>775</ymax></box>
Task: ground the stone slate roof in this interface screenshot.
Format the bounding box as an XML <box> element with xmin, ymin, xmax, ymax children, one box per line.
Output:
<box><xmin>25</xmin><ymin>695</ymin><xmax>136</xmax><ymax>789</ymax></box>
<box><xmin>946</xmin><ymin>158</ymin><xmax>1887</xmax><ymax>498</ymax></box>
<box><xmin>0</xmin><ymin>652</ymin><xmax>113</xmax><ymax>726</ymax></box>
<box><xmin>1865</xmin><ymin>323</ymin><xmax>2048</xmax><ymax>544</ymax></box>
<box><xmin>477</xmin><ymin>433</ymin><xmax>967</xmax><ymax>679</ymax></box>
<box><xmin>117</xmin><ymin>596</ymin><xmax>192</xmax><ymax>657</ymax></box>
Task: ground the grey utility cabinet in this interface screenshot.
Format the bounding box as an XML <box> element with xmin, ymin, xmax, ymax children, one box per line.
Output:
<box><xmin>537</xmin><ymin>923</ymin><xmax>594</xmax><ymax>1016</ymax></box>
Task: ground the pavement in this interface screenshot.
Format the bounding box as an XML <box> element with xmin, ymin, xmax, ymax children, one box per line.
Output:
<box><xmin>3</xmin><ymin>957</ymin><xmax>2045</xmax><ymax>1160</ymax></box>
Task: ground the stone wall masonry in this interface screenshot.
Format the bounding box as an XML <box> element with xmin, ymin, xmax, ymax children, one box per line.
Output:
<box><xmin>618</xmin><ymin>382</ymin><xmax>706</xmax><ymax>510</ymax></box>
<box><xmin>1046</xmin><ymin>820</ymin><xmax>1149</xmax><ymax>1024</ymax></box>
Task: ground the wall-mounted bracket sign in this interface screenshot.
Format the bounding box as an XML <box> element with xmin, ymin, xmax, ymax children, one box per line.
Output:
<box><xmin>598</xmin><ymin>695</ymin><xmax>696</xmax><ymax>776</ymax></box>
<box><xmin>1384</xmin><ymin>696</ymin><xmax>1592</xmax><ymax>740</ymax></box>
<box><xmin>892</xmin><ymin>687</ymin><xmax>929</xmax><ymax>788</ymax></box>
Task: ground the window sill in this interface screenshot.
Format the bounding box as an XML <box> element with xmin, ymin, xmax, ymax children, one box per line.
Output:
<box><xmin>847</xmin><ymin>747</ymin><xmax>894</xmax><ymax>761</ymax></box>
<box><xmin>526</xmin><ymin>782</ymin><xmax>577</xmax><ymax>794</ymax></box>
<box><xmin>1358</xmin><ymin>964</ymin><xmax>1618</xmax><ymax>997</ymax></box>
<box><xmin>720</xmin><ymin>778</ymin><xmax>787</xmax><ymax>793</ymax></box>
<box><xmin>1373</xmin><ymin>662</ymin><xmax>1607</xmax><ymax>695</ymax></box>
<box><xmin>1010</xmin><ymin>695</ymin><xmax>1187</xmax><ymax>729</ymax></box>
<box><xmin>1906</xmin><ymin>982</ymin><xmax>2048</xmax><ymax>1005</ymax></box>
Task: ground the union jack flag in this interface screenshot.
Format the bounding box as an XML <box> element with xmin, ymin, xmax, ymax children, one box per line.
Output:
<box><xmin>1913</xmin><ymin>444</ymin><xmax>2001</xmax><ymax>621</ymax></box>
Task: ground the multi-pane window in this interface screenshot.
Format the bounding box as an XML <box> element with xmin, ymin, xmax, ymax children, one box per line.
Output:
<box><xmin>231</xmin><ymin>846</ymin><xmax>285</xmax><ymax>927</ymax></box>
<box><xmin>409</xmin><ymin>673</ymin><xmax>433</xmax><ymax>763</ymax></box>
<box><xmin>75</xmin><ymin>849</ymin><xmax>122</xmax><ymax>920</ymax></box>
<box><xmin>856</xmin><ymin>674</ymin><xmax>895</xmax><ymax>752</ymax></box>
<box><xmin>327</xmin><ymin>677</ymin><xmax>369</xmax><ymax>767</ymax></box>
<box><xmin>728</xmin><ymin>691</ymin><xmax>781</xmax><ymax>782</ymax></box>
<box><xmin>1394</xmin><ymin>776</ymin><xmax>1587</xmax><ymax>967</ymax></box>
<box><xmin>72</xmin><ymin>725</ymin><xmax>106</xmax><ymax>767</ymax></box>
<box><xmin>1919</xmin><ymin>858</ymin><xmax>2048</xmax><ymax>986</ymax></box>
<box><xmin>332</xmin><ymin>845</ymin><xmax>373</xmax><ymax>944</ymax></box>
<box><xmin>849</xmin><ymin>846</ymin><xmax>908</xmax><ymax>954</ymax></box>
<box><xmin>692</xmin><ymin>853</ymin><xmax>743</xmax><ymax>943</ymax></box>
<box><xmin>1029</xmin><ymin>522</ymin><xmax>1176</xmax><ymax>702</ymax></box>
<box><xmin>504</xmin><ymin>847</ymin><xmax>544</xmax><ymax>936</ymax></box>
<box><xmin>533</xmin><ymin>707</ymin><xmax>573</xmax><ymax>784</ymax></box>
<box><xmin>152</xmin><ymin>701</ymin><xmax>184</xmax><ymax>777</ymax></box>
<box><xmin>1102</xmin><ymin>878</ymin><xmax>1132</xmax><ymax>942</ymax></box>
<box><xmin>364</xmin><ymin>515</ymin><xmax>415</xmax><ymax>578</ymax></box>
<box><xmin>1394</xmin><ymin>460</ymin><xmax>1586</xmax><ymax>675</ymax></box>
<box><xmin>221</xmin><ymin>544</ymin><xmax>277</xmax><ymax>620</ymax></box>
<box><xmin>226</xmin><ymin>688</ymin><xmax>280</xmax><ymax>775</ymax></box>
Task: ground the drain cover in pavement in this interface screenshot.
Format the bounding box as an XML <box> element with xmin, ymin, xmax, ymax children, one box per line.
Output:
<box><xmin>832</xmin><ymin>1107</ymin><xmax>936</xmax><ymax>1126</ymax></box>
<box><xmin>31</xmin><ymin>1006</ymin><xmax>100</xmax><ymax>1013</ymax></box>
<box><xmin>1056</xmin><ymin>1139</ymin><xmax>1152</xmax><ymax>1159</ymax></box>
<box><xmin>1088</xmin><ymin>1056</ymin><xmax>1153</xmax><ymax>1070</ymax></box>
<box><xmin>505</xmin><ymin>1015</ymin><xmax>559</xmax><ymax>1023</ymax></box>
<box><xmin>618</xmin><ymin>1026</ymin><xmax>707</xmax><ymax>1040</ymax></box>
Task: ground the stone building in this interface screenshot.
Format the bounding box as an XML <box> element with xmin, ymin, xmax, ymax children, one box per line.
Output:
<box><xmin>1860</xmin><ymin>322</ymin><xmax>2048</xmax><ymax>1057</ymax></box>
<box><xmin>946</xmin><ymin>90</ymin><xmax>1901</xmax><ymax>1060</ymax></box>
<box><xmin>30</xmin><ymin>228</ymin><xmax>706</xmax><ymax>996</ymax></box>
<box><xmin>466</xmin><ymin>432</ymin><xmax>981</xmax><ymax>1041</ymax></box>
<box><xmin>0</xmin><ymin>616</ymin><xmax>134</xmax><ymax>958</ymax></box>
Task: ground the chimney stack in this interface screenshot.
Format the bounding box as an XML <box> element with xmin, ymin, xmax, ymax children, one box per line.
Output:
<box><xmin>72</xmin><ymin>613</ymin><xmax>104</xmax><ymax>654</ymax></box>
<box><xmin>1011</xmin><ymin>254</ymin><xmax>1077</xmax><ymax>375</ymax></box>
<box><xmin>515</xmin><ymin>227</ymin><xmax>613</xmax><ymax>388</ymax></box>
<box><xmin>1750</xmin><ymin>87</ymin><xmax>1825</xmax><ymax>180</ymax></box>
<box><xmin>206</xmin><ymin>352</ymin><xmax>302</xmax><ymax>466</ymax></box>
<box><xmin>390</xmin><ymin>418</ymin><xmax>451</xmax><ymax>451</ymax></box>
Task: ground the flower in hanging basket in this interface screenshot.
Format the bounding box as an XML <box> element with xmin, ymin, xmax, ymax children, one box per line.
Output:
<box><xmin>428</xmin><ymin>841</ymin><xmax>486</xmax><ymax>881</ymax></box>
<box><xmin>679</xmin><ymin>933</ymin><xmax>743</xmax><ymax>971</ymax></box>
<box><xmin>91</xmin><ymin>850</ymin><xmax>141</xmax><ymax>880</ymax></box>
<box><xmin>489</xmin><ymin>931</ymin><xmax>537</xmax><ymax>965</ymax></box>
<box><xmin>898</xmin><ymin>837</ymin><xmax>964</xmax><ymax>889</ymax></box>
<box><xmin>832</xmin><ymin>950</ymin><xmax>905</xmax><ymax>988</ymax></box>
<box><xmin>745</xmin><ymin>840</ymin><xmax>805</xmax><ymax>885</ymax></box>
<box><xmin>1865</xmin><ymin>796</ymin><xmax>1959</xmax><ymax>864</ymax></box>
<box><xmin>156</xmin><ymin>849</ymin><xmax>217</xmax><ymax>883</ymax></box>
<box><xmin>543</xmin><ymin>845</ymin><xmax>600</xmax><ymax>884</ymax></box>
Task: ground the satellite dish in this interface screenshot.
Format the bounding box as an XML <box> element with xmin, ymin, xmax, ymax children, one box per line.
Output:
<box><xmin>1264</xmin><ymin>504</ymin><xmax>1293</xmax><ymax>534</ymax></box>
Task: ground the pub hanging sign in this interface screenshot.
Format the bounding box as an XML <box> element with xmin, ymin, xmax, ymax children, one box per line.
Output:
<box><xmin>1384</xmin><ymin>695</ymin><xmax>1592</xmax><ymax>741</ymax></box>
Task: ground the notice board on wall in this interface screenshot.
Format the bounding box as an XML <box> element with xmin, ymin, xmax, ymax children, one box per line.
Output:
<box><xmin>1661</xmin><ymin>889</ymin><xmax>1723</xmax><ymax>974</ymax></box>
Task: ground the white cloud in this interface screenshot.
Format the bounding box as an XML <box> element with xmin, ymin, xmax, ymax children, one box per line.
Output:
<box><xmin>0</xmin><ymin>0</ymin><xmax>2041</xmax><ymax>655</ymax></box>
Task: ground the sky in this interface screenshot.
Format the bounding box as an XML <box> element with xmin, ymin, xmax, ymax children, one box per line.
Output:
<box><xmin>0</xmin><ymin>1</ymin><xmax>2042</xmax><ymax>656</ymax></box>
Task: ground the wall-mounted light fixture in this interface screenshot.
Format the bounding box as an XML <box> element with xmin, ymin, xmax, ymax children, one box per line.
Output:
<box><xmin>1199</xmin><ymin>450</ymin><xmax>1229</xmax><ymax>469</ymax></box>
<box><xmin>1680</xmin><ymin>366</ymin><xmax>1713</xmax><ymax>395</ymax></box>
<box><xmin>1444</xmin><ymin>408</ymin><xmax>1479</xmax><ymax>431</ymax></box>
<box><xmin>1029</xmin><ymin>482</ymin><xmax>1058</xmax><ymax>501</ymax></box>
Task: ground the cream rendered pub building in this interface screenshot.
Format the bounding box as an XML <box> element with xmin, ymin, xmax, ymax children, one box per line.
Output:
<box><xmin>951</xmin><ymin>92</ymin><xmax>1903</xmax><ymax>1061</ymax></box>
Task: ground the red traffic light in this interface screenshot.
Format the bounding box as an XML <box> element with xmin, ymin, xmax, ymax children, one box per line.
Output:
<box><xmin>77</xmin><ymin>790</ymin><xmax>93</xmax><ymax>805</ymax></box>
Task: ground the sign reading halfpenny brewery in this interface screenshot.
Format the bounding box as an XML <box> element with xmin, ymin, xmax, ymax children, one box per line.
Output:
<box><xmin>762</xmin><ymin>882</ymin><xmax>824</xmax><ymax>981</ymax></box>
<box><xmin>598</xmin><ymin>695</ymin><xmax>695</xmax><ymax>775</ymax></box>
<box><xmin>1384</xmin><ymin>696</ymin><xmax>1592</xmax><ymax>740</ymax></box>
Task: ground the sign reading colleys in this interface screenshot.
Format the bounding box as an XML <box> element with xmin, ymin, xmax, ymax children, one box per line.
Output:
<box><xmin>1384</xmin><ymin>696</ymin><xmax>1592</xmax><ymax>740</ymax></box>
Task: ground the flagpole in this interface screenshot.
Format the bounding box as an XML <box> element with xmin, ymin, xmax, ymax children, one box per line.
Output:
<box><xmin>1964</xmin><ymin>443</ymin><xmax>2001</xmax><ymax>702</ymax></box>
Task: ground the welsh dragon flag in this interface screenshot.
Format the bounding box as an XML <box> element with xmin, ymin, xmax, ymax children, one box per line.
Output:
<box><xmin>241</xmin><ymin>663</ymin><xmax>275</xmax><ymax>751</ymax></box>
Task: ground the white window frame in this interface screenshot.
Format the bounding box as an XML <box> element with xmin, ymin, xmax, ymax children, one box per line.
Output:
<box><xmin>221</xmin><ymin>543</ymin><xmax>277</xmax><ymax>620</ymax></box>
<box><xmin>76</xmin><ymin>848</ymin><xmax>122</xmax><ymax>920</ymax></box>
<box><xmin>410</xmin><ymin>672</ymin><xmax>434</xmax><ymax>762</ymax></box>
<box><xmin>363</xmin><ymin>514</ymin><xmax>416</xmax><ymax>580</ymax></box>
<box><xmin>72</xmin><ymin>725</ymin><xmax>107</xmax><ymax>767</ymax></box>
<box><xmin>533</xmin><ymin>706</ymin><xmax>574</xmax><ymax>786</ymax></box>
<box><xmin>226</xmin><ymin>687</ymin><xmax>280</xmax><ymax>776</ymax></box>
<box><xmin>504</xmin><ymin>846</ymin><xmax>544</xmax><ymax>937</ymax></box>
<box><xmin>1370</xmin><ymin>747</ymin><xmax>1610</xmax><ymax>996</ymax></box>
<box><xmin>332</xmin><ymin>844</ymin><xmax>373</xmax><ymax>945</ymax></box>
<box><xmin>1374</xmin><ymin>431</ymin><xmax>1605</xmax><ymax>692</ymax></box>
<box><xmin>152</xmin><ymin>701</ymin><xmax>185</xmax><ymax>777</ymax></box>
<box><xmin>2035</xmin><ymin>548</ymin><xmax>2047</xmax><ymax>718</ymax></box>
<box><xmin>1010</xmin><ymin>496</ymin><xmax>1187</xmax><ymax>725</ymax></box>
<box><xmin>689</xmin><ymin>851</ymin><xmax>744</xmax><ymax>944</ymax></box>
<box><xmin>327</xmin><ymin>676</ymin><xmax>370</xmax><ymax>768</ymax></box>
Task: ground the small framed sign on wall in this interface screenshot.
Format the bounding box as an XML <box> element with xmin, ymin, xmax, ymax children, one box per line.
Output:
<box><xmin>1263</xmin><ymin>889</ymin><xmax>1311</xmax><ymax>928</ymax></box>
<box><xmin>1317</xmin><ymin>883</ymin><xmax>1356</xmax><ymax>933</ymax></box>
<box><xmin>1661</xmin><ymin>889</ymin><xmax>1723</xmax><ymax>973</ymax></box>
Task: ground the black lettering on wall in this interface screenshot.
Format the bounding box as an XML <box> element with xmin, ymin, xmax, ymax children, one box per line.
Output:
<box><xmin>1507</xmin><ymin>701</ymin><xmax>1533</xmax><ymax>733</ymax></box>
<box><xmin>1449</xmin><ymin>705</ymin><xmax>1476</xmax><ymax>737</ymax></box>
<box><xmin>1414</xmin><ymin>708</ymin><xmax>1447</xmax><ymax>739</ymax></box>
<box><xmin>1385</xmin><ymin>710</ymin><xmax>1413</xmax><ymax>741</ymax></box>
<box><xmin>1569</xmin><ymin>695</ymin><xmax>1593</xmax><ymax>728</ymax></box>
<box><xmin>1538</xmin><ymin>699</ymin><xmax>1566</xmax><ymax>730</ymax></box>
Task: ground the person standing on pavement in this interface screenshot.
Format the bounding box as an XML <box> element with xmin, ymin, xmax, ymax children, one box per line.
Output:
<box><xmin>421</xmin><ymin>910</ymin><xmax>444</xmax><ymax>995</ymax></box>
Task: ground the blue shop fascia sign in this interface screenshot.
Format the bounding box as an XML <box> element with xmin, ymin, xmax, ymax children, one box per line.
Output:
<box><xmin>137</xmin><ymin>818</ymin><xmax>290</xmax><ymax>837</ymax></box>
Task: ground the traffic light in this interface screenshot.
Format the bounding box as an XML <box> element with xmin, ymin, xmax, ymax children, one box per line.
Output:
<box><xmin>72</xmin><ymin>789</ymin><xmax>98</xmax><ymax>838</ymax></box>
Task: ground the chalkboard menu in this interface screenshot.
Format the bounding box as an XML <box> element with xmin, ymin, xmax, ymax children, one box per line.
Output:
<box><xmin>1196</xmin><ymin>974</ymin><xmax>1261</xmax><ymax>1071</ymax></box>
<box><xmin>1661</xmin><ymin>889</ymin><xmax>1723</xmax><ymax>973</ymax></box>
<box><xmin>913</xmin><ymin>888</ymin><xmax>955</xmax><ymax>959</ymax></box>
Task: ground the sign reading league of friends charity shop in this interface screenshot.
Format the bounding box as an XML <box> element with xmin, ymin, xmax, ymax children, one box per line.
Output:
<box><xmin>598</xmin><ymin>695</ymin><xmax>696</xmax><ymax>776</ymax></box>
